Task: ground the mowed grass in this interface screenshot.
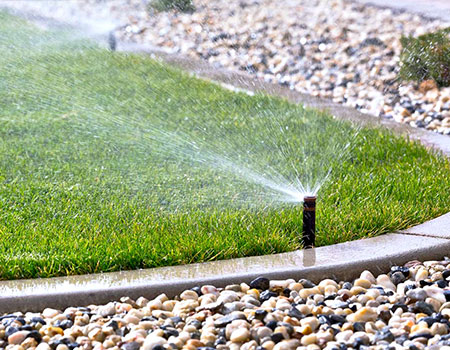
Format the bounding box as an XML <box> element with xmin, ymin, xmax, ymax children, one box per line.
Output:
<box><xmin>1</xmin><ymin>12</ymin><xmax>450</xmax><ymax>280</ymax></box>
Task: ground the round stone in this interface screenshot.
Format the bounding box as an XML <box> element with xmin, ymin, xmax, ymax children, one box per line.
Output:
<box><xmin>354</xmin><ymin>278</ymin><xmax>372</xmax><ymax>289</ymax></box>
<box><xmin>230</xmin><ymin>328</ymin><xmax>250</xmax><ymax>343</ymax></box>
<box><xmin>391</xmin><ymin>271</ymin><xmax>406</xmax><ymax>285</ymax></box>
<box><xmin>142</xmin><ymin>336</ymin><xmax>167</xmax><ymax>350</ymax></box>
<box><xmin>8</xmin><ymin>331</ymin><xmax>30</xmax><ymax>345</ymax></box>
<box><xmin>347</xmin><ymin>307</ymin><xmax>377</xmax><ymax>322</ymax></box>
<box><xmin>249</xmin><ymin>277</ymin><xmax>270</xmax><ymax>291</ymax></box>
<box><xmin>407</xmin><ymin>288</ymin><xmax>427</xmax><ymax>302</ymax></box>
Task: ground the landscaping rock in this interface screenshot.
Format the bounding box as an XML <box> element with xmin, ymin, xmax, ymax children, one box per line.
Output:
<box><xmin>249</xmin><ymin>277</ymin><xmax>270</xmax><ymax>290</ymax></box>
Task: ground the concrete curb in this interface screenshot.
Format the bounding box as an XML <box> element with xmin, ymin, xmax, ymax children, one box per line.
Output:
<box><xmin>2</xmin><ymin>233</ymin><xmax>450</xmax><ymax>313</ymax></box>
<box><xmin>1</xmin><ymin>5</ymin><xmax>450</xmax><ymax>314</ymax></box>
<box><xmin>354</xmin><ymin>0</ymin><xmax>450</xmax><ymax>22</ymax></box>
<box><xmin>399</xmin><ymin>212</ymin><xmax>450</xmax><ymax>239</ymax></box>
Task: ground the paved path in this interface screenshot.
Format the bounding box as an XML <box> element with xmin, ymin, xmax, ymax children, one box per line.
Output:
<box><xmin>356</xmin><ymin>0</ymin><xmax>450</xmax><ymax>21</ymax></box>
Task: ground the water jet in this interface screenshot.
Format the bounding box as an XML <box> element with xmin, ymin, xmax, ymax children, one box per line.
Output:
<box><xmin>302</xmin><ymin>196</ymin><xmax>316</xmax><ymax>248</ymax></box>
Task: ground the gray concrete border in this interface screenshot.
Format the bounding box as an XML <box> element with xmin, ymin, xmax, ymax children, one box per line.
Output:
<box><xmin>399</xmin><ymin>212</ymin><xmax>450</xmax><ymax>239</ymax></box>
<box><xmin>354</xmin><ymin>0</ymin><xmax>450</xmax><ymax>22</ymax></box>
<box><xmin>1</xmin><ymin>4</ymin><xmax>450</xmax><ymax>314</ymax></box>
<box><xmin>1</xmin><ymin>233</ymin><xmax>450</xmax><ymax>313</ymax></box>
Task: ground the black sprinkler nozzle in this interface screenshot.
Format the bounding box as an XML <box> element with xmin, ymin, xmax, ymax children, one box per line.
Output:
<box><xmin>108</xmin><ymin>31</ymin><xmax>117</xmax><ymax>51</ymax></box>
<box><xmin>302</xmin><ymin>196</ymin><xmax>316</xmax><ymax>249</ymax></box>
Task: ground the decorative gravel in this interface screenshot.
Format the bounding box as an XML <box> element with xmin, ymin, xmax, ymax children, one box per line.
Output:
<box><xmin>3</xmin><ymin>259</ymin><xmax>450</xmax><ymax>350</ymax></box>
<box><xmin>3</xmin><ymin>0</ymin><xmax>450</xmax><ymax>135</ymax></box>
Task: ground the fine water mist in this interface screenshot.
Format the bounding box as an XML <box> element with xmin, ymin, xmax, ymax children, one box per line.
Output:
<box><xmin>0</xmin><ymin>12</ymin><xmax>360</xmax><ymax>213</ymax></box>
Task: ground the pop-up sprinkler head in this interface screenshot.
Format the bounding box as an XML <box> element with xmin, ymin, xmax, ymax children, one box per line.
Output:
<box><xmin>108</xmin><ymin>31</ymin><xmax>117</xmax><ymax>51</ymax></box>
<box><xmin>302</xmin><ymin>196</ymin><xmax>316</xmax><ymax>248</ymax></box>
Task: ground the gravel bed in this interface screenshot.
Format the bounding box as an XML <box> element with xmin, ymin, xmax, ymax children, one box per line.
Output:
<box><xmin>3</xmin><ymin>0</ymin><xmax>450</xmax><ymax>135</ymax></box>
<box><xmin>3</xmin><ymin>259</ymin><xmax>450</xmax><ymax>350</ymax></box>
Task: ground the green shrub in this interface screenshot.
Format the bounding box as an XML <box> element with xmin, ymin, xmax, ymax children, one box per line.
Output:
<box><xmin>399</xmin><ymin>27</ymin><xmax>450</xmax><ymax>87</ymax></box>
<box><xmin>149</xmin><ymin>0</ymin><xmax>194</xmax><ymax>12</ymax></box>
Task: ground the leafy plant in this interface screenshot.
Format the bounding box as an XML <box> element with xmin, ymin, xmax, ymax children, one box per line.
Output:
<box><xmin>149</xmin><ymin>0</ymin><xmax>195</xmax><ymax>13</ymax></box>
<box><xmin>399</xmin><ymin>27</ymin><xmax>450</xmax><ymax>87</ymax></box>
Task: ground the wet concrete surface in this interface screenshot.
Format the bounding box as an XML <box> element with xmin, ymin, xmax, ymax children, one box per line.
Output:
<box><xmin>2</xmin><ymin>233</ymin><xmax>450</xmax><ymax>313</ymax></box>
<box><xmin>400</xmin><ymin>212</ymin><xmax>450</xmax><ymax>239</ymax></box>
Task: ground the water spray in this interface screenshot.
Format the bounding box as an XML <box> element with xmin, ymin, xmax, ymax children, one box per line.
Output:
<box><xmin>302</xmin><ymin>196</ymin><xmax>316</xmax><ymax>248</ymax></box>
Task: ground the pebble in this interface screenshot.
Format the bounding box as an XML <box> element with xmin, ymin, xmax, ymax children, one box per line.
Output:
<box><xmin>301</xmin><ymin>334</ymin><xmax>317</xmax><ymax>346</ymax></box>
<box><xmin>180</xmin><ymin>290</ymin><xmax>198</xmax><ymax>301</ymax></box>
<box><xmin>425</xmin><ymin>285</ymin><xmax>446</xmax><ymax>304</ymax></box>
<box><xmin>376</xmin><ymin>274</ymin><xmax>396</xmax><ymax>291</ymax></box>
<box><xmin>122</xmin><ymin>342</ymin><xmax>140</xmax><ymax>350</ymax></box>
<box><xmin>407</xmin><ymin>288</ymin><xmax>428</xmax><ymax>302</ymax></box>
<box><xmin>36</xmin><ymin>344</ymin><xmax>51</xmax><ymax>350</ymax></box>
<box><xmin>347</xmin><ymin>307</ymin><xmax>377</xmax><ymax>323</ymax></box>
<box><xmin>273</xmin><ymin>339</ymin><xmax>300</xmax><ymax>350</ymax></box>
<box><xmin>41</xmin><ymin>309</ymin><xmax>60</xmax><ymax>319</ymax></box>
<box><xmin>201</xmin><ymin>285</ymin><xmax>219</xmax><ymax>295</ymax></box>
<box><xmin>8</xmin><ymin>331</ymin><xmax>29</xmax><ymax>345</ymax></box>
<box><xmin>249</xmin><ymin>277</ymin><xmax>270</xmax><ymax>290</ymax></box>
<box><xmin>354</xmin><ymin>278</ymin><xmax>372</xmax><ymax>289</ymax></box>
<box><xmin>97</xmin><ymin>303</ymin><xmax>116</xmax><ymax>317</ymax></box>
<box><xmin>416</xmin><ymin>268</ymin><xmax>429</xmax><ymax>282</ymax></box>
<box><xmin>142</xmin><ymin>335</ymin><xmax>167</xmax><ymax>350</ymax></box>
<box><xmin>230</xmin><ymin>328</ymin><xmax>250</xmax><ymax>342</ymax></box>
<box><xmin>390</xmin><ymin>271</ymin><xmax>406</xmax><ymax>285</ymax></box>
<box><xmin>214</xmin><ymin>312</ymin><xmax>246</xmax><ymax>327</ymax></box>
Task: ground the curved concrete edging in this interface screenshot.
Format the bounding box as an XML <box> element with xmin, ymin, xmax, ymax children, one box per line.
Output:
<box><xmin>353</xmin><ymin>0</ymin><xmax>450</xmax><ymax>22</ymax></box>
<box><xmin>1</xmin><ymin>231</ymin><xmax>450</xmax><ymax>313</ymax></box>
<box><xmin>1</xmin><ymin>7</ymin><xmax>450</xmax><ymax>314</ymax></box>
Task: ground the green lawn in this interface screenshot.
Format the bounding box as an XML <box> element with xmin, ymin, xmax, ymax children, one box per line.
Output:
<box><xmin>1</xmin><ymin>12</ymin><xmax>450</xmax><ymax>280</ymax></box>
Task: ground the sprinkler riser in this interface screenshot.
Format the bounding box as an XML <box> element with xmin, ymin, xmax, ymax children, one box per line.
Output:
<box><xmin>302</xmin><ymin>196</ymin><xmax>316</xmax><ymax>248</ymax></box>
<box><xmin>108</xmin><ymin>32</ymin><xmax>117</xmax><ymax>51</ymax></box>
